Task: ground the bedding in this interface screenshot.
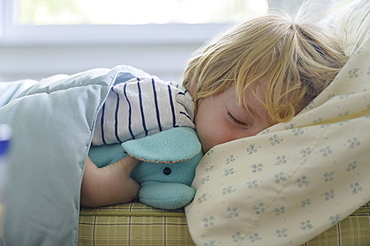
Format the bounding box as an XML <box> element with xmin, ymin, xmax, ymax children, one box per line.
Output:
<box><xmin>185</xmin><ymin>36</ymin><xmax>370</xmax><ymax>245</ymax></box>
<box><xmin>78</xmin><ymin>200</ymin><xmax>370</xmax><ymax>246</ymax></box>
<box><xmin>79</xmin><ymin>201</ymin><xmax>194</xmax><ymax>245</ymax></box>
<box><xmin>0</xmin><ymin>66</ymin><xmax>149</xmax><ymax>245</ymax></box>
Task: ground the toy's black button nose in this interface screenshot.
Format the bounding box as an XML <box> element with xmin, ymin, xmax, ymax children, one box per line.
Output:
<box><xmin>163</xmin><ymin>167</ymin><xmax>172</xmax><ymax>175</ymax></box>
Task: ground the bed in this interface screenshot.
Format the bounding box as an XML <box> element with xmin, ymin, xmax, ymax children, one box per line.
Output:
<box><xmin>78</xmin><ymin>200</ymin><xmax>370</xmax><ymax>245</ymax></box>
<box><xmin>1</xmin><ymin>35</ymin><xmax>369</xmax><ymax>246</ymax></box>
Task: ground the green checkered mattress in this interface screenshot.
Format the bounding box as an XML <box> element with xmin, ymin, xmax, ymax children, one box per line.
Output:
<box><xmin>79</xmin><ymin>200</ymin><xmax>370</xmax><ymax>246</ymax></box>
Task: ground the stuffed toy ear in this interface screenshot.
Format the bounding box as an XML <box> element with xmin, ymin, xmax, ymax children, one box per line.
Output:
<box><xmin>121</xmin><ymin>127</ymin><xmax>201</xmax><ymax>163</ymax></box>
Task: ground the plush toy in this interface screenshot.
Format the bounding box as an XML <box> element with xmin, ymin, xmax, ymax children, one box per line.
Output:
<box><xmin>88</xmin><ymin>127</ymin><xmax>203</xmax><ymax>210</ymax></box>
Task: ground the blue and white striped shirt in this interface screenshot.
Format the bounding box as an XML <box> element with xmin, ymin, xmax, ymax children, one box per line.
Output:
<box><xmin>92</xmin><ymin>76</ymin><xmax>194</xmax><ymax>145</ymax></box>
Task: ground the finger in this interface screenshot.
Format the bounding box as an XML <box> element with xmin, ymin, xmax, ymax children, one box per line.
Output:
<box><xmin>117</xmin><ymin>155</ymin><xmax>140</xmax><ymax>171</ymax></box>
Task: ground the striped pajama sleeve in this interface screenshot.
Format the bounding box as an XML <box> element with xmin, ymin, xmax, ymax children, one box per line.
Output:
<box><xmin>92</xmin><ymin>76</ymin><xmax>194</xmax><ymax>146</ymax></box>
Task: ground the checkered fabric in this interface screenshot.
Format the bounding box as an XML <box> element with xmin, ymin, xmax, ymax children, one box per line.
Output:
<box><xmin>79</xmin><ymin>200</ymin><xmax>370</xmax><ymax>246</ymax></box>
<box><xmin>79</xmin><ymin>200</ymin><xmax>194</xmax><ymax>246</ymax></box>
<box><xmin>301</xmin><ymin>201</ymin><xmax>370</xmax><ymax>246</ymax></box>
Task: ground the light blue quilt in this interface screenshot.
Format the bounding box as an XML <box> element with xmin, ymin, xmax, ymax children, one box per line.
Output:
<box><xmin>0</xmin><ymin>66</ymin><xmax>148</xmax><ymax>246</ymax></box>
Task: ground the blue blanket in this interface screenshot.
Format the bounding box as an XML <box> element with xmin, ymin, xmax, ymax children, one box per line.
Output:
<box><xmin>0</xmin><ymin>66</ymin><xmax>148</xmax><ymax>246</ymax></box>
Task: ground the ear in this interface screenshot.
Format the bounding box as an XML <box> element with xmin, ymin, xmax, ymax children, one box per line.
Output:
<box><xmin>121</xmin><ymin>127</ymin><xmax>201</xmax><ymax>163</ymax></box>
<box><xmin>188</xmin><ymin>82</ymin><xmax>197</xmax><ymax>96</ymax></box>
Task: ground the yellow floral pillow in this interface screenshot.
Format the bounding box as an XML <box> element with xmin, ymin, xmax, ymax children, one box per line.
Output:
<box><xmin>186</xmin><ymin>37</ymin><xmax>370</xmax><ymax>246</ymax></box>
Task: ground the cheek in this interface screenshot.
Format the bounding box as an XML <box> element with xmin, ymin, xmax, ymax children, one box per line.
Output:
<box><xmin>193</xmin><ymin>96</ymin><xmax>230</xmax><ymax>153</ymax></box>
<box><xmin>196</xmin><ymin>126</ymin><xmax>213</xmax><ymax>153</ymax></box>
<box><xmin>194</xmin><ymin>117</ymin><xmax>209</xmax><ymax>152</ymax></box>
<box><xmin>194</xmin><ymin>114</ymin><xmax>216</xmax><ymax>153</ymax></box>
<box><xmin>195</xmin><ymin>119</ymin><xmax>229</xmax><ymax>153</ymax></box>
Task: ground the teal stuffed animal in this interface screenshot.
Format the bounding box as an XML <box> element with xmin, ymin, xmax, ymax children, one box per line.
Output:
<box><xmin>89</xmin><ymin>127</ymin><xmax>203</xmax><ymax>209</ymax></box>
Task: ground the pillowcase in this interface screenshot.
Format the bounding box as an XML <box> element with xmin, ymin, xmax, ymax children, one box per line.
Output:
<box><xmin>185</xmin><ymin>37</ymin><xmax>370</xmax><ymax>246</ymax></box>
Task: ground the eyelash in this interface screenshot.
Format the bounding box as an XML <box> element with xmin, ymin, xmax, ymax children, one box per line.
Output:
<box><xmin>227</xmin><ymin>111</ymin><xmax>250</xmax><ymax>128</ymax></box>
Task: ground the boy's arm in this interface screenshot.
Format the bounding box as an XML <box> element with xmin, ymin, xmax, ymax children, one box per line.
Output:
<box><xmin>80</xmin><ymin>156</ymin><xmax>140</xmax><ymax>207</ymax></box>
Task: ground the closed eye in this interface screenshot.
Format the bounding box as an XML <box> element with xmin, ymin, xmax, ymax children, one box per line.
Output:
<box><xmin>227</xmin><ymin>111</ymin><xmax>250</xmax><ymax>128</ymax></box>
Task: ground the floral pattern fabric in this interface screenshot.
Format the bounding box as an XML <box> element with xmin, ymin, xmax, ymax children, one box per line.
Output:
<box><xmin>185</xmin><ymin>37</ymin><xmax>370</xmax><ymax>246</ymax></box>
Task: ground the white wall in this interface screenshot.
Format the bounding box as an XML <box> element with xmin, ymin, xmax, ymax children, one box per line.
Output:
<box><xmin>0</xmin><ymin>0</ymin><xmax>304</xmax><ymax>82</ymax></box>
<box><xmin>0</xmin><ymin>42</ymin><xmax>202</xmax><ymax>82</ymax></box>
<box><xmin>0</xmin><ymin>0</ymin><xmax>219</xmax><ymax>82</ymax></box>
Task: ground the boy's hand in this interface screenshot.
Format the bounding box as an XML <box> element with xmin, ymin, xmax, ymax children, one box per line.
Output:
<box><xmin>81</xmin><ymin>156</ymin><xmax>140</xmax><ymax>207</ymax></box>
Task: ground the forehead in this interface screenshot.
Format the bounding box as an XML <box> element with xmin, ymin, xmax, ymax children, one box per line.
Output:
<box><xmin>224</xmin><ymin>84</ymin><xmax>266</xmax><ymax>119</ymax></box>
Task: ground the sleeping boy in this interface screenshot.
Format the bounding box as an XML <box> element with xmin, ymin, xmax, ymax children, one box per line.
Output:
<box><xmin>81</xmin><ymin>0</ymin><xmax>365</xmax><ymax>208</ymax></box>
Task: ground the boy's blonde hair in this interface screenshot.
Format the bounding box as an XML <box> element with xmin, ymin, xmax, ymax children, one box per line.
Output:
<box><xmin>182</xmin><ymin>10</ymin><xmax>350</xmax><ymax>123</ymax></box>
